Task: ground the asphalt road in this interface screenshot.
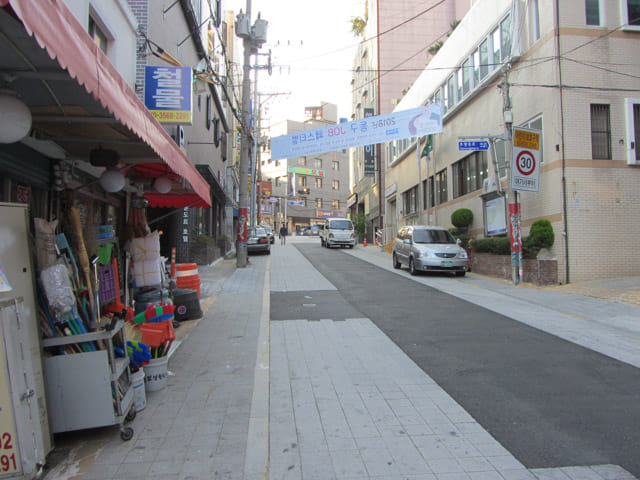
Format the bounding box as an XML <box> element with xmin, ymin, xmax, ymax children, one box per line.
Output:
<box><xmin>281</xmin><ymin>243</ymin><xmax>640</xmax><ymax>477</ymax></box>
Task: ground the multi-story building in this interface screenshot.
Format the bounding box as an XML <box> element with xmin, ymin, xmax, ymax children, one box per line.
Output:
<box><xmin>132</xmin><ymin>0</ymin><xmax>233</xmax><ymax>261</ymax></box>
<box><xmin>350</xmin><ymin>0</ymin><xmax>471</xmax><ymax>242</ymax></box>
<box><xmin>263</xmin><ymin>103</ymin><xmax>351</xmax><ymax>234</ymax></box>
<box><xmin>385</xmin><ymin>0</ymin><xmax>640</xmax><ymax>283</ymax></box>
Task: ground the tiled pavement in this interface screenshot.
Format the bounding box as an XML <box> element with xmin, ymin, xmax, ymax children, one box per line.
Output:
<box><xmin>42</xmin><ymin>236</ymin><xmax>639</xmax><ymax>479</ymax></box>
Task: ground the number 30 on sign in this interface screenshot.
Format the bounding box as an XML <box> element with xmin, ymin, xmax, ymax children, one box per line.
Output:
<box><xmin>511</xmin><ymin>127</ymin><xmax>541</xmax><ymax>192</ymax></box>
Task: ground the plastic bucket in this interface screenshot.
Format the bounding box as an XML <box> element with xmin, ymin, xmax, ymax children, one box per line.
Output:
<box><xmin>144</xmin><ymin>356</ymin><xmax>168</xmax><ymax>392</ymax></box>
<box><xmin>131</xmin><ymin>369</ymin><xmax>146</xmax><ymax>411</ymax></box>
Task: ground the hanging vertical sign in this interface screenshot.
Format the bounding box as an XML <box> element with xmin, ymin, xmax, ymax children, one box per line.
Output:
<box><xmin>144</xmin><ymin>66</ymin><xmax>193</xmax><ymax>124</ymax></box>
<box><xmin>182</xmin><ymin>208</ymin><xmax>189</xmax><ymax>243</ymax></box>
<box><xmin>363</xmin><ymin>108</ymin><xmax>375</xmax><ymax>177</ymax></box>
<box><xmin>511</xmin><ymin>127</ymin><xmax>541</xmax><ymax>192</ymax></box>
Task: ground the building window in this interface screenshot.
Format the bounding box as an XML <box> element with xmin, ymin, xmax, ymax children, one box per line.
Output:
<box><xmin>479</xmin><ymin>38</ymin><xmax>490</xmax><ymax>80</ymax></box>
<box><xmin>501</xmin><ymin>16</ymin><xmax>512</xmax><ymax>59</ymax></box>
<box><xmin>299</xmin><ymin>157</ymin><xmax>306</xmax><ymax>167</ymax></box>
<box><xmin>402</xmin><ymin>185</ymin><xmax>418</xmax><ymax>215</ymax></box>
<box><xmin>332</xmin><ymin>200</ymin><xmax>340</xmax><ymax>209</ymax></box>
<box><xmin>462</xmin><ymin>58</ymin><xmax>472</xmax><ymax>96</ymax></box>
<box><xmin>447</xmin><ymin>75</ymin><xmax>457</xmax><ymax>109</ymax></box>
<box><xmin>332</xmin><ymin>160</ymin><xmax>339</xmax><ymax>170</ymax></box>
<box><xmin>332</xmin><ymin>180</ymin><xmax>339</xmax><ymax>190</ymax></box>
<box><xmin>315</xmin><ymin>198</ymin><xmax>322</xmax><ymax>208</ymax></box>
<box><xmin>423</xmin><ymin>177</ymin><xmax>434</xmax><ymax>210</ymax></box>
<box><xmin>315</xmin><ymin>177</ymin><xmax>323</xmax><ymax>188</ymax></box>
<box><xmin>302</xmin><ymin>198</ymin><xmax>307</xmax><ymax>207</ymax></box>
<box><xmin>453</xmin><ymin>151</ymin><xmax>488</xmax><ymax>198</ymax></box>
<box><xmin>624</xmin><ymin>0</ymin><xmax>640</xmax><ymax>26</ymax></box>
<box><xmin>585</xmin><ymin>0</ymin><xmax>600</xmax><ymax>25</ymax></box>
<box><xmin>299</xmin><ymin>176</ymin><xmax>307</xmax><ymax>187</ymax></box>
<box><xmin>625</xmin><ymin>99</ymin><xmax>640</xmax><ymax>164</ymax></box>
<box><xmin>435</xmin><ymin>169</ymin><xmax>448</xmax><ymax>205</ymax></box>
<box><xmin>590</xmin><ymin>104</ymin><xmax>612</xmax><ymax>159</ymax></box>
<box><xmin>491</xmin><ymin>27</ymin><xmax>501</xmax><ymax>68</ymax></box>
<box><xmin>315</xmin><ymin>158</ymin><xmax>322</xmax><ymax>169</ymax></box>
<box><xmin>88</xmin><ymin>17</ymin><xmax>108</xmax><ymax>54</ymax></box>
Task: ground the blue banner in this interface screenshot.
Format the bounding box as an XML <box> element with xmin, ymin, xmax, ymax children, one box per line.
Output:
<box><xmin>271</xmin><ymin>105</ymin><xmax>443</xmax><ymax>161</ymax></box>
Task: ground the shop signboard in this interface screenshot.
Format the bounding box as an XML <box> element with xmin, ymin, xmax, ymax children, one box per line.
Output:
<box><xmin>287</xmin><ymin>166</ymin><xmax>325</xmax><ymax>177</ymax></box>
<box><xmin>145</xmin><ymin>66</ymin><xmax>193</xmax><ymax>124</ymax></box>
<box><xmin>317</xmin><ymin>209</ymin><xmax>346</xmax><ymax>218</ymax></box>
<box><xmin>364</xmin><ymin>108</ymin><xmax>375</xmax><ymax>177</ymax></box>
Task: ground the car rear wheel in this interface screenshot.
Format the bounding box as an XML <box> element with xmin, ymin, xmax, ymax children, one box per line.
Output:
<box><xmin>409</xmin><ymin>258</ymin><xmax>418</xmax><ymax>276</ymax></box>
<box><xmin>392</xmin><ymin>253</ymin><xmax>401</xmax><ymax>269</ymax></box>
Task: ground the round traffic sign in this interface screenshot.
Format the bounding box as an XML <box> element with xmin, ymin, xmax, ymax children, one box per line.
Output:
<box><xmin>516</xmin><ymin>150</ymin><xmax>536</xmax><ymax>176</ymax></box>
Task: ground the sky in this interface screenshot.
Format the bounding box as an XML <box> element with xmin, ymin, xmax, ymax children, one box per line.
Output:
<box><xmin>227</xmin><ymin>0</ymin><xmax>365</xmax><ymax>130</ymax></box>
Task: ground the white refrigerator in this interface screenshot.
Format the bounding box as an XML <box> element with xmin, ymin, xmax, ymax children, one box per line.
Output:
<box><xmin>0</xmin><ymin>203</ymin><xmax>50</xmax><ymax>478</ymax></box>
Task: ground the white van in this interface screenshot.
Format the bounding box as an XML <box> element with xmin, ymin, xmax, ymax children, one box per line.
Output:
<box><xmin>320</xmin><ymin>218</ymin><xmax>356</xmax><ymax>248</ymax></box>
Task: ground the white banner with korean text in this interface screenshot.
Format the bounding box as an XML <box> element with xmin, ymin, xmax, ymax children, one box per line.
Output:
<box><xmin>270</xmin><ymin>105</ymin><xmax>443</xmax><ymax>161</ymax></box>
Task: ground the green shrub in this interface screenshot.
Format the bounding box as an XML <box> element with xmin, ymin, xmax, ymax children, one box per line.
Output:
<box><xmin>353</xmin><ymin>214</ymin><xmax>366</xmax><ymax>235</ymax></box>
<box><xmin>529</xmin><ymin>219</ymin><xmax>554</xmax><ymax>249</ymax></box>
<box><xmin>451</xmin><ymin>208</ymin><xmax>473</xmax><ymax>228</ymax></box>
<box><xmin>470</xmin><ymin>237</ymin><xmax>511</xmax><ymax>255</ymax></box>
<box><xmin>523</xmin><ymin>219</ymin><xmax>554</xmax><ymax>258</ymax></box>
<box><xmin>194</xmin><ymin>234</ymin><xmax>215</xmax><ymax>244</ymax></box>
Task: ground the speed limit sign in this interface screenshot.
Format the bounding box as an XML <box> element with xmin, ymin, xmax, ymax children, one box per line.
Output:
<box><xmin>511</xmin><ymin>127</ymin><xmax>541</xmax><ymax>192</ymax></box>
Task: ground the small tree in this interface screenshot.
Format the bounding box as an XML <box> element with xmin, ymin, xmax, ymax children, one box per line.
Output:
<box><xmin>451</xmin><ymin>208</ymin><xmax>473</xmax><ymax>234</ymax></box>
<box><xmin>353</xmin><ymin>214</ymin><xmax>367</xmax><ymax>240</ymax></box>
<box><xmin>523</xmin><ymin>219</ymin><xmax>555</xmax><ymax>258</ymax></box>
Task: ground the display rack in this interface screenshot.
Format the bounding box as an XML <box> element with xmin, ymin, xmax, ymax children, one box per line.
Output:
<box><xmin>42</xmin><ymin>320</ymin><xmax>135</xmax><ymax>440</ymax></box>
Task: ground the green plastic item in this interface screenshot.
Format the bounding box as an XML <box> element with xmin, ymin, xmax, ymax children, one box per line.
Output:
<box><xmin>97</xmin><ymin>244</ymin><xmax>113</xmax><ymax>265</ymax></box>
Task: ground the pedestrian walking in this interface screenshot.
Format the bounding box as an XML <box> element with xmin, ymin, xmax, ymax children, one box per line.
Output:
<box><xmin>279</xmin><ymin>224</ymin><xmax>288</xmax><ymax>245</ymax></box>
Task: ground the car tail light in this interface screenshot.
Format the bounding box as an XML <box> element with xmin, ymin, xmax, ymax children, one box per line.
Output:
<box><xmin>259</xmin><ymin>238</ymin><xmax>267</xmax><ymax>244</ymax></box>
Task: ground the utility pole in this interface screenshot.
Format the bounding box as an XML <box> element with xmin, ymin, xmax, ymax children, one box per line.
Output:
<box><xmin>235</xmin><ymin>3</ymin><xmax>267</xmax><ymax>267</ymax></box>
<box><xmin>250</xmin><ymin>51</ymin><xmax>272</xmax><ymax>229</ymax></box>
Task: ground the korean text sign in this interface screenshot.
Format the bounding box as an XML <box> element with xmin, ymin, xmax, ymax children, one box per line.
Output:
<box><xmin>270</xmin><ymin>105</ymin><xmax>444</xmax><ymax>161</ymax></box>
<box><xmin>510</xmin><ymin>127</ymin><xmax>541</xmax><ymax>192</ymax></box>
<box><xmin>145</xmin><ymin>66</ymin><xmax>193</xmax><ymax>124</ymax></box>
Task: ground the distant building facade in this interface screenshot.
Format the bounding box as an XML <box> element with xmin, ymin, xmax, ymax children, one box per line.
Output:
<box><xmin>263</xmin><ymin>104</ymin><xmax>351</xmax><ymax>234</ymax></box>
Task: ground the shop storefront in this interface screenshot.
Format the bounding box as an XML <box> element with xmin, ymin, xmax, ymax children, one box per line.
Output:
<box><xmin>0</xmin><ymin>1</ymin><xmax>211</xmax><ymax>476</ymax></box>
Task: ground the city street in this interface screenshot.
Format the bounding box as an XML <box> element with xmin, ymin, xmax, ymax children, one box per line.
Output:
<box><xmin>43</xmin><ymin>235</ymin><xmax>640</xmax><ymax>480</ymax></box>
<box><xmin>278</xmin><ymin>240</ymin><xmax>640</xmax><ymax>476</ymax></box>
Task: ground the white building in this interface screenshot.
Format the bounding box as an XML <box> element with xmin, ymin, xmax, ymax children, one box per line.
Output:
<box><xmin>384</xmin><ymin>0</ymin><xmax>640</xmax><ymax>283</ymax></box>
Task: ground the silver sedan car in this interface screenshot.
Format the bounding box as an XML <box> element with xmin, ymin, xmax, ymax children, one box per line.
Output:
<box><xmin>392</xmin><ymin>225</ymin><xmax>468</xmax><ymax>276</ymax></box>
<box><xmin>247</xmin><ymin>227</ymin><xmax>271</xmax><ymax>255</ymax></box>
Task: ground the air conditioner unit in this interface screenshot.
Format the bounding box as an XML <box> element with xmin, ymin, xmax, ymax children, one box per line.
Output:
<box><xmin>482</xmin><ymin>176</ymin><xmax>497</xmax><ymax>194</ymax></box>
